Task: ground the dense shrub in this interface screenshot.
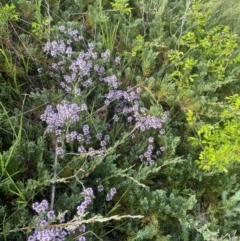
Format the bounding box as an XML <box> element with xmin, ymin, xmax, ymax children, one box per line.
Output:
<box><xmin>0</xmin><ymin>0</ymin><xmax>239</xmax><ymax>240</ymax></box>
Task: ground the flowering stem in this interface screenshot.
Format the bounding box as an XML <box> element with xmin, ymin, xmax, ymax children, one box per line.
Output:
<box><xmin>50</xmin><ymin>141</ymin><xmax>58</xmax><ymax>210</ymax></box>
<box><xmin>0</xmin><ymin>214</ymin><xmax>144</xmax><ymax>235</ymax></box>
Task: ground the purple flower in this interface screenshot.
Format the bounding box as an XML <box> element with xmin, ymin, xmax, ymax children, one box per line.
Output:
<box><xmin>39</xmin><ymin>219</ymin><xmax>49</xmax><ymax>227</ymax></box>
<box><xmin>160</xmin><ymin>129</ymin><xmax>165</xmax><ymax>135</ymax></box>
<box><xmin>47</xmin><ymin>210</ymin><xmax>56</xmax><ymax>220</ymax></box>
<box><xmin>104</xmin><ymin>135</ymin><xmax>110</xmax><ymax>142</ymax></box>
<box><xmin>77</xmin><ymin>134</ymin><xmax>84</xmax><ymax>142</ymax></box>
<box><xmin>97</xmin><ymin>185</ymin><xmax>104</xmax><ymax>192</ymax></box>
<box><xmin>136</xmin><ymin>87</ymin><xmax>142</xmax><ymax>94</ymax></box>
<box><xmin>148</xmin><ymin>159</ymin><xmax>155</xmax><ymax>165</ymax></box>
<box><xmin>139</xmin><ymin>143</ymin><xmax>163</xmax><ymax>166</ymax></box>
<box><xmin>68</xmin><ymin>28</ymin><xmax>78</xmax><ymax>36</ymax></box>
<box><xmin>114</xmin><ymin>56</ymin><xmax>121</xmax><ymax>64</ymax></box>
<box><xmin>160</xmin><ymin>146</ymin><xmax>165</xmax><ymax>152</ymax></box>
<box><xmin>103</xmin><ymin>75</ymin><xmax>119</xmax><ymax>89</ymax></box>
<box><xmin>100</xmin><ymin>140</ymin><xmax>106</xmax><ymax>147</ymax></box>
<box><xmin>79</xmin><ymin>224</ymin><xmax>86</xmax><ymax>232</ymax></box>
<box><xmin>83</xmin><ymin>125</ymin><xmax>90</xmax><ymax>135</ymax></box>
<box><xmin>101</xmin><ymin>49</ymin><xmax>111</xmax><ymax>61</ymax></box>
<box><xmin>128</xmin><ymin>116</ymin><xmax>133</xmax><ymax>122</ymax></box>
<box><xmin>96</xmin><ymin>133</ymin><xmax>102</xmax><ymax>140</ymax></box>
<box><xmin>84</xmin><ymin>188</ymin><xmax>93</xmax><ymax>196</ymax></box>
<box><xmin>66</xmin><ymin>131</ymin><xmax>78</xmax><ymax>142</ymax></box>
<box><xmin>66</xmin><ymin>46</ymin><xmax>72</xmax><ymax>57</ymax></box>
<box><xmin>32</xmin><ymin>200</ymin><xmax>49</xmax><ymax>213</ymax></box>
<box><xmin>28</xmin><ymin>226</ymin><xmax>68</xmax><ymax>241</ymax></box>
<box><xmin>78</xmin><ymin>146</ymin><xmax>87</xmax><ymax>153</ymax></box>
<box><xmin>78</xmin><ymin>236</ymin><xmax>86</xmax><ymax>241</ymax></box>
<box><xmin>77</xmin><ymin>188</ymin><xmax>93</xmax><ymax>216</ymax></box>
<box><xmin>55</xmin><ymin>130</ymin><xmax>62</xmax><ymax>136</ymax></box>
<box><xmin>81</xmin><ymin>104</ymin><xmax>88</xmax><ymax>111</ymax></box>
<box><xmin>40</xmin><ymin>101</ymin><xmax>81</xmax><ymax>133</ymax></box>
<box><xmin>56</xmin><ymin>147</ymin><xmax>64</xmax><ymax>156</ymax></box>
<box><xmin>59</xmin><ymin>25</ymin><xmax>65</xmax><ymax>32</ymax></box>
<box><xmin>148</xmin><ymin>137</ymin><xmax>154</xmax><ymax>143</ymax></box>
<box><xmin>113</xmin><ymin>114</ymin><xmax>119</xmax><ymax>122</ymax></box>
<box><xmin>85</xmin><ymin>134</ymin><xmax>92</xmax><ymax>144</ymax></box>
<box><xmin>106</xmin><ymin>187</ymin><xmax>117</xmax><ymax>201</ymax></box>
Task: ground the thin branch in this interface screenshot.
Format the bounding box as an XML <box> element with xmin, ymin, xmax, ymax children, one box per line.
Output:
<box><xmin>176</xmin><ymin>0</ymin><xmax>192</xmax><ymax>44</ymax></box>
<box><xmin>0</xmin><ymin>214</ymin><xmax>144</xmax><ymax>234</ymax></box>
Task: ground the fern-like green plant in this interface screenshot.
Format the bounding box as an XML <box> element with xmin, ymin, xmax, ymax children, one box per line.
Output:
<box><xmin>188</xmin><ymin>94</ymin><xmax>240</xmax><ymax>172</ymax></box>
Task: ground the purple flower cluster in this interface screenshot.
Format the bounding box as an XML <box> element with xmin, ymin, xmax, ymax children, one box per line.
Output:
<box><xmin>28</xmin><ymin>227</ymin><xmax>68</xmax><ymax>241</ymax></box>
<box><xmin>66</xmin><ymin>131</ymin><xmax>78</xmax><ymax>142</ymax></box>
<box><xmin>83</xmin><ymin>124</ymin><xmax>90</xmax><ymax>135</ymax></box>
<box><xmin>42</xmin><ymin>27</ymin><xmax>168</xmax><ymax>143</ymax></box>
<box><xmin>28</xmin><ymin>191</ymin><xmax>92</xmax><ymax>241</ymax></box>
<box><xmin>43</xmin><ymin>40</ymin><xmax>67</xmax><ymax>57</ymax></box>
<box><xmin>77</xmin><ymin>188</ymin><xmax>94</xmax><ymax>216</ymax></box>
<box><xmin>97</xmin><ymin>184</ymin><xmax>104</xmax><ymax>192</ymax></box>
<box><xmin>140</xmin><ymin>144</ymin><xmax>155</xmax><ymax>165</ymax></box>
<box><xmin>106</xmin><ymin>187</ymin><xmax>117</xmax><ymax>201</ymax></box>
<box><xmin>28</xmin><ymin>200</ymin><xmax>67</xmax><ymax>241</ymax></box>
<box><xmin>43</xmin><ymin>29</ymin><xmax>115</xmax><ymax>97</ymax></box>
<box><xmin>139</xmin><ymin>143</ymin><xmax>165</xmax><ymax>165</ymax></box>
<box><xmin>101</xmin><ymin>49</ymin><xmax>111</xmax><ymax>61</ymax></box>
<box><xmin>56</xmin><ymin>147</ymin><xmax>64</xmax><ymax>156</ymax></box>
<box><xmin>40</xmin><ymin>100</ymin><xmax>84</xmax><ymax>133</ymax></box>
<box><xmin>101</xmin><ymin>84</ymin><xmax>168</xmax><ymax>165</ymax></box>
<box><xmin>34</xmin><ymin>26</ymin><xmax>170</xmax><ymax>241</ymax></box>
<box><xmin>104</xmin><ymin>86</ymin><xmax>168</xmax><ymax>134</ymax></box>
<box><xmin>136</xmin><ymin>116</ymin><xmax>163</xmax><ymax>132</ymax></box>
<box><xmin>114</xmin><ymin>56</ymin><xmax>121</xmax><ymax>64</ymax></box>
<box><xmin>96</xmin><ymin>179</ymin><xmax>117</xmax><ymax>198</ymax></box>
<box><xmin>32</xmin><ymin>199</ymin><xmax>49</xmax><ymax>213</ymax></box>
<box><xmin>102</xmin><ymin>75</ymin><xmax>119</xmax><ymax>89</ymax></box>
<box><xmin>40</xmin><ymin>100</ymin><xmax>89</xmax><ymax>156</ymax></box>
<box><xmin>77</xmin><ymin>236</ymin><xmax>86</xmax><ymax>241</ymax></box>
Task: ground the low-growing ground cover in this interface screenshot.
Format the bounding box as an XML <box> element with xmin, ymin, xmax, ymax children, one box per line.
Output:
<box><xmin>0</xmin><ymin>0</ymin><xmax>239</xmax><ymax>240</ymax></box>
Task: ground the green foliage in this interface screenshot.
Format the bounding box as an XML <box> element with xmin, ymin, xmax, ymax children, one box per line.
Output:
<box><xmin>0</xmin><ymin>100</ymin><xmax>24</xmax><ymax>176</ymax></box>
<box><xmin>168</xmin><ymin>23</ymin><xmax>239</xmax><ymax>91</ymax></box>
<box><xmin>210</xmin><ymin>0</ymin><xmax>240</xmax><ymax>35</ymax></box>
<box><xmin>188</xmin><ymin>94</ymin><xmax>240</xmax><ymax>172</ymax></box>
<box><xmin>131</xmin><ymin>34</ymin><xmax>144</xmax><ymax>57</ymax></box>
<box><xmin>31</xmin><ymin>18</ymin><xmax>52</xmax><ymax>39</ymax></box>
<box><xmin>169</xmin><ymin>24</ymin><xmax>239</xmax><ymax>83</ymax></box>
<box><xmin>0</xmin><ymin>3</ymin><xmax>18</xmax><ymax>23</ymax></box>
<box><xmin>111</xmin><ymin>0</ymin><xmax>132</xmax><ymax>15</ymax></box>
<box><xmin>86</xmin><ymin>0</ymin><xmax>132</xmax><ymax>52</ymax></box>
<box><xmin>0</xmin><ymin>0</ymin><xmax>240</xmax><ymax>240</ymax></box>
<box><xmin>0</xmin><ymin>48</ymin><xmax>22</xmax><ymax>96</ymax></box>
<box><xmin>147</xmin><ymin>0</ymin><xmax>239</xmax><ymax>122</ymax></box>
<box><xmin>0</xmin><ymin>3</ymin><xmax>22</xmax><ymax>96</ymax></box>
<box><xmin>222</xmin><ymin>190</ymin><xmax>240</xmax><ymax>226</ymax></box>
